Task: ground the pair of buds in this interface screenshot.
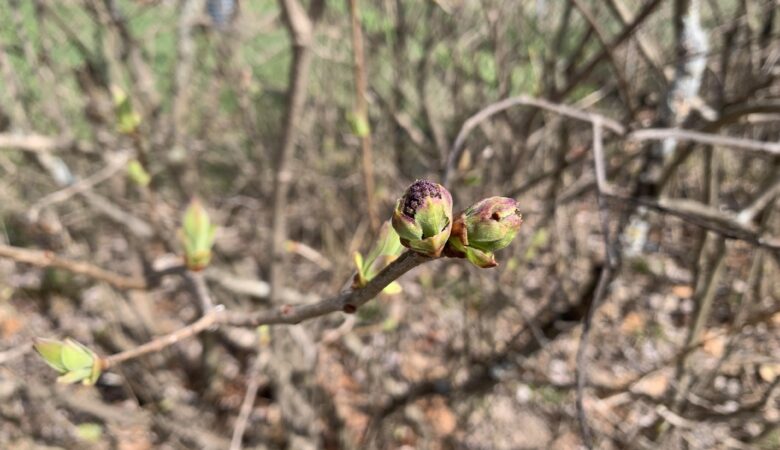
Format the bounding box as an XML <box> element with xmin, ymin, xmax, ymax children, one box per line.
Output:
<box><xmin>391</xmin><ymin>180</ymin><xmax>523</xmax><ymax>268</ymax></box>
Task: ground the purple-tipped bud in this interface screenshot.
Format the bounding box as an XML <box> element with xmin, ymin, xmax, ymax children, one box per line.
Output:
<box><xmin>446</xmin><ymin>197</ymin><xmax>523</xmax><ymax>268</ymax></box>
<box><xmin>392</xmin><ymin>180</ymin><xmax>453</xmax><ymax>257</ymax></box>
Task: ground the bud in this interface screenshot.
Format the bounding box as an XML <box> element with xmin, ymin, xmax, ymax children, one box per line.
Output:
<box><xmin>446</xmin><ymin>197</ymin><xmax>523</xmax><ymax>268</ymax></box>
<box><xmin>392</xmin><ymin>180</ymin><xmax>453</xmax><ymax>257</ymax></box>
<box><xmin>179</xmin><ymin>199</ymin><xmax>217</xmax><ymax>271</ymax></box>
<box><xmin>33</xmin><ymin>338</ymin><xmax>102</xmax><ymax>385</ymax></box>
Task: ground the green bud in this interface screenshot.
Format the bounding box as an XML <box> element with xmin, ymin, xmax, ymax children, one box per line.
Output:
<box><xmin>33</xmin><ymin>338</ymin><xmax>102</xmax><ymax>385</ymax></box>
<box><xmin>111</xmin><ymin>85</ymin><xmax>141</xmax><ymax>135</ymax></box>
<box><xmin>179</xmin><ymin>199</ymin><xmax>217</xmax><ymax>271</ymax></box>
<box><xmin>391</xmin><ymin>180</ymin><xmax>453</xmax><ymax>257</ymax></box>
<box><xmin>127</xmin><ymin>159</ymin><xmax>151</xmax><ymax>187</ymax></box>
<box><xmin>446</xmin><ymin>197</ymin><xmax>523</xmax><ymax>268</ymax></box>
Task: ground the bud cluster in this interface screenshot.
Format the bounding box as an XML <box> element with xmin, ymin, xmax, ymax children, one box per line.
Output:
<box><xmin>392</xmin><ymin>180</ymin><xmax>523</xmax><ymax>268</ymax></box>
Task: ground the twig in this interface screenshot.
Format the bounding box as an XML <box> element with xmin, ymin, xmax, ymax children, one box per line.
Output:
<box><xmin>99</xmin><ymin>251</ymin><xmax>429</xmax><ymax>368</ymax></box>
<box><xmin>286</xmin><ymin>240</ymin><xmax>333</xmax><ymax>270</ymax></box>
<box><xmin>28</xmin><ymin>150</ymin><xmax>132</xmax><ymax>222</ymax></box>
<box><xmin>576</xmin><ymin>119</ymin><xmax>617</xmax><ymax>449</ymax></box>
<box><xmin>628</xmin><ymin>128</ymin><xmax>780</xmax><ymax>156</ymax></box>
<box><xmin>443</xmin><ymin>95</ymin><xmax>625</xmax><ymax>187</ymax></box>
<box><xmin>229</xmin><ymin>350</ymin><xmax>270</xmax><ymax>450</ymax></box>
<box><xmin>0</xmin><ymin>243</ymin><xmax>147</xmax><ymax>290</ymax></box>
<box><xmin>80</xmin><ymin>190</ymin><xmax>155</xmax><ymax>239</ymax></box>
<box><xmin>347</xmin><ymin>0</ymin><xmax>379</xmax><ymax>231</ymax></box>
<box><xmin>269</xmin><ymin>0</ymin><xmax>325</xmax><ymax>304</ymax></box>
<box><xmin>102</xmin><ymin>307</ymin><xmax>224</xmax><ymax>368</ymax></box>
<box><xmin>0</xmin><ymin>344</ymin><xmax>30</xmax><ymax>365</ymax></box>
<box><xmin>0</xmin><ymin>133</ymin><xmax>75</xmax><ymax>153</ymax></box>
<box><xmin>224</xmin><ymin>251</ymin><xmax>428</xmax><ymax>327</ymax></box>
<box><xmin>602</xmin><ymin>194</ymin><xmax>780</xmax><ymax>253</ymax></box>
<box><xmin>737</xmin><ymin>176</ymin><xmax>780</xmax><ymax>225</ymax></box>
<box><xmin>185</xmin><ymin>270</ymin><xmax>215</xmax><ymax>313</ymax></box>
<box><xmin>571</xmin><ymin>0</ymin><xmax>635</xmax><ymax>114</ymax></box>
<box><xmin>558</xmin><ymin>0</ymin><xmax>663</xmax><ymax>99</ymax></box>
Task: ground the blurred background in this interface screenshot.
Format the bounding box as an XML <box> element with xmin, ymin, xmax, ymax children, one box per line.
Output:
<box><xmin>1</xmin><ymin>0</ymin><xmax>779</xmax><ymax>449</ymax></box>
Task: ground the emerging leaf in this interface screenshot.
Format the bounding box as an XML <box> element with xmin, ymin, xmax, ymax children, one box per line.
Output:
<box><xmin>353</xmin><ymin>221</ymin><xmax>405</xmax><ymax>288</ymax></box>
<box><xmin>34</xmin><ymin>338</ymin><xmax>102</xmax><ymax>385</ymax></box>
<box><xmin>33</xmin><ymin>338</ymin><xmax>67</xmax><ymax>373</ymax></box>
<box><xmin>127</xmin><ymin>160</ymin><xmax>151</xmax><ymax>187</ymax></box>
<box><xmin>180</xmin><ymin>199</ymin><xmax>218</xmax><ymax>271</ymax></box>
<box><xmin>112</xmin><ymin>85</ymin><xmax>142</xmax><ymax>134</ymax></box>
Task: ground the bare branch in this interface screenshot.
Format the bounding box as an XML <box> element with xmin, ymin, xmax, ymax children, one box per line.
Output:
<box><xmin>0</xmin><ymin>133</ymin><xmax>75</xmax><ymax>153</ymax></box>
<box><xmin>98</xmin><ymin>251</ymin><xmax>430</xmax><ymax>368</ymax></box>
<box><xmin>629</xmin><ymin>128</ymin><xmax>780</xmax><ymax>156</ymax></box>
<box><xmin>0</xmin><ymin>243</ymin><xmax>147</xmax><ymax>290</ymax></box>
<box><xmin>225</xmin><ymin>251</ymin><xmax>429</xmax><ymax>327</ymax></box>
<box><xmin>102</xmin><ymin>307</ymin><xmax>223</xmax><ymax>368</ymax></box>
<box><xmin>444</xmin><ymin>95</ymin><xmax>625</xmax><ymax>187</ymax></box>
<box><xmin>28</xmin><ymin>150</ymin><xmax>132</xmax><ymax>222</ymax></box>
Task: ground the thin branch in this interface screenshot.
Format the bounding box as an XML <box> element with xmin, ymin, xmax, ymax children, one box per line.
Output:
<box><xmin>0</xmin><ymin>243</ymin><xmax>147</xmax><ymax>290</ymax></box>
<box><xmin>571</xmin><ymin>0</ymin><xmax>635</xmax><ymax>114</ymax></box>
<box><xmin>0</xmin><ymin>133</ymin><xmax>76</xmax><ymax>153</ymax></box>
<box><xmin>443</xmin><ymin>95</ymin><xmax>625</xmax><ymax>187</ymax></box>
<box><xmin>102</xmin><ymin>307</ymin><xmax>223</xmax><ymax>368</ymax></box>
<box><xmin>185</xmin><ymin>270</ymin><xmax>215</xmax><ymax>313</ymax></box>
<box><xmin>347</xmin><ymin>0</ymin><xmax>379</xmax><ymax>231</ymax></box>
<box><xmin>628</xmin><ymin>128</ymin><xmax>780</xmax><ymax>156</ymax></box>
<box><xmin>0</xmin><ymin>344</ymin><xmax>31</xmax><ymax>365</ymax></box>
<box><xmin>576</xmin><ymin>119</ymin><xmax>617</xmax><ymax>449</ymax></box>
<box><xmin>28</xmin><ymin>150</ymin><xmax>132</xmax><ymax>222</ymax></box>
<box><xmin>98</xmin><ymin>251</ymin><xmax>429</xmax><ymax>368</ymax></box>
<box><xmin>558</xmin><ymin>0</ymin><xmax>664</xmax><ymax>99</ymax></box>
<box><xmin>603</xmin><ymin>194</ymin><xmax>780</xmax><ymax>253</ymax></box>
<box><xmin>230</xmin><ymin>350</ymin><xmax>270</xmax><ymax>450</ymax></box>
<box><xmin>224</xmin><ymin>251</ymin><xmax>429</xmax><ymax>327</ymax></box>
<box><xmin>269</xmin><ymin>0</ymin><xmax>325</xmax><ymax>304</ymax></box>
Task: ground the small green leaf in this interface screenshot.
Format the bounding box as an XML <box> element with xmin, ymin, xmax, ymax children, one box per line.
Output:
<box><xmin>76</xmin><ymin>423</ymin><xmax>103</xmax><ymax>442</ymax></box>
<box><xmin>112</xmin><ymin>86</ymin><xmax>141</xmax><ymax>134</ymax></box>
<box><xmin>33</xmin><ymin>338</ymin><xmax>67</xmax><ymax>372</ymax></box>
<box><xmin>127</xmin><ymin>160</ymin><xmax>151</xmax><ymax>187</ymax></box>
<box><xmin>61</xmin><ymin>339</ymin><xmax>94</xmax><ymax>371</ymax></box>
<box><xmin>353</xmin><ymin>251</ymin><xmax>366</xmax><ymax>287</ymax></box>
<box><xmin>361</xmin><ymin>221</ymin><xmax>404</xmax><ymax>282</ymax></box>
<box><xmin>86</xmin><ymin>359</ymin><xmax>102</xmax><ymax>385</ymax></box>
<box><xmin>257</xmin><ymin>325</ymin><xmax>271</xmax><ymax>346</ymax></box>
<box><xmin>57</xmin><ymin>368</ymin><xmax>92</xmax><ymax>384</ymax></box>
<box><xmin>382</xmin><ymin>317</ymin><xmax>399</xmax><ymax>332</ymax></box>
<box><xmin>382</xmin><ymin>281</ymin><xmax>403</xmax><ymax>295</ymax></box>
<box><xmin>348</xmin><ymin>112</ymin><xmax>371</xmax><ymax>137</ymax></box>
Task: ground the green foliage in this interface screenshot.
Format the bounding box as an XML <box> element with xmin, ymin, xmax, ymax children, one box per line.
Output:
<box><xmin>33</xmin><ymin>338</ymin><xmax>102</xmax><ymax>385</ymax></box>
